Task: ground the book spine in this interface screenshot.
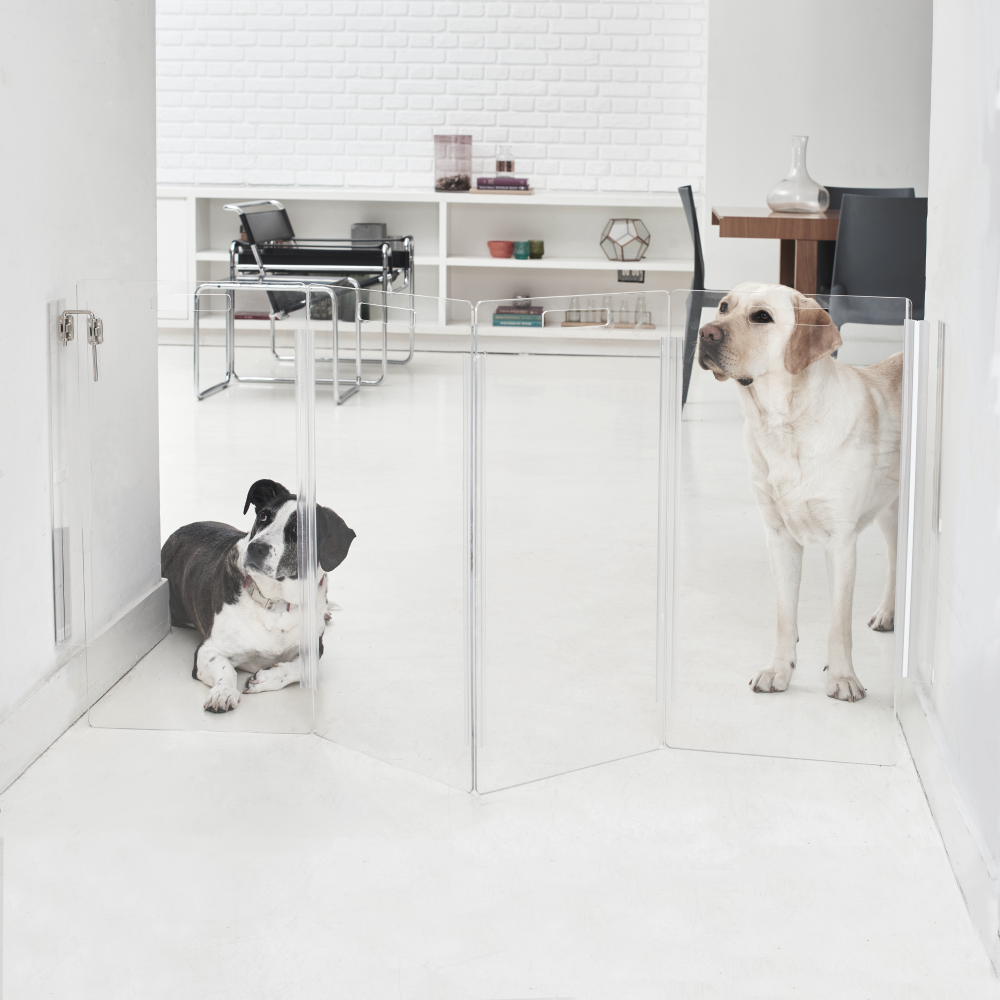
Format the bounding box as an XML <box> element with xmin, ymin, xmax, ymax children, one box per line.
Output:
<box><xmin>476</xmin><ymin>178</ymin><xmax>530</xmax><ymax>188</ymax></box>
<box><xmin>492</xmin><ymin>316</ymin><xmax>543</xmax><ymax>327</ymax></box>
<box><xmin>494</xmin><ymin>307</ymin><xmax>543</xmax><ymax>315</ymax></box>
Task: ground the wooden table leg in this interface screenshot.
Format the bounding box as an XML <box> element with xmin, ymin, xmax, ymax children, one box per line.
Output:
<box><xmin>793</xmin><ymin>240</ymin><xmax>818</xmax><ymax>295</ymax></box>
<box><xmin>779</xmin><ymin>240</ymin><xmax>795</xmax><ymax>287</ymax></box>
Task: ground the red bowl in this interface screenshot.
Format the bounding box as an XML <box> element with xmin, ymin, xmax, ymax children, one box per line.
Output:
<box><xmin>487</xmin><ymin>240</ymin><xmax>515</xmax><ymax>258</ymax></box>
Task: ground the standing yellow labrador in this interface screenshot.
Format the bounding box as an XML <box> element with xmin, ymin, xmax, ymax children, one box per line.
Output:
<box><xmin>697</xmin><ymin>283</ymin><xmax>901</xmax><ymax>702</ymax></box>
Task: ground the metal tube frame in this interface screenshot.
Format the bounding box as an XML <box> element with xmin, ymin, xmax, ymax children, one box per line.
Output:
<box><xmin>227</xmin><ymin>228</ymin><xmax>416</xmax><ymax>370</ymax></box>
<box><xmin>193</xmin><ymin>281</ymin><xmax>362</xmax><ymax>404</ymax></box>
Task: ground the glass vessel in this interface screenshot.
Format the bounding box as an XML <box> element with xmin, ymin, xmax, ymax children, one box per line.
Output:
<box><xmin>766</xmin><ymin>136</ymin><xmax>830</xmax><ymax>214</ymax></box>
<box><xmin>567</xmin><ymin>296</ymin><xmax>581</xmax><ymax>323</ymax></box>
<box><xmin>434</xmin><ymin>135</ymin><xmax>472</xmax><ymax>192</ymax></box>
<box><xmin>495</xmin><ymin>144</ymin><xmax>514</xmax><ymax>176</ymax></box>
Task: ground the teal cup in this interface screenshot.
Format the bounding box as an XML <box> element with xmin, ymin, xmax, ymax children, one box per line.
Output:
<box><xmin>513</xmin><ymin>241</ymin><xmax>530</xmax><ymax>259</ymax></box>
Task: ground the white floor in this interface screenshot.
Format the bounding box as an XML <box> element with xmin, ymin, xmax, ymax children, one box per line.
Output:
<box><xmin>3</xmin><ymin>341</ymin><xmax>997</xmax><ymax>997</ymax></box>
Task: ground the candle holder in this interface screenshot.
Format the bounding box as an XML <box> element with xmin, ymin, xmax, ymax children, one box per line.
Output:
<box><xmin>600</xmin><ymin>219</ymin><xmax>650</xmax><ymax>262</ymax></box>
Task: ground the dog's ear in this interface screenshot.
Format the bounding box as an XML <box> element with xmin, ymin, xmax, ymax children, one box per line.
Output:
<box><xmin>243</xmin><ymin>479</ymin><xmax>292</xmax><ymax>515</ymax></box>
<box><xmin>317</xmin><ymin>505</ymin><xmax>356</xmax><ymax>572</ymax></box>
<box><xmin>784</xmin><ymin>297</ymin><xmax>843</xmax><ymax>375</ymax></box>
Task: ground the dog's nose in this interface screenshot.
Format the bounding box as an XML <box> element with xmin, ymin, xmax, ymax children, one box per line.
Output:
<box><xmin>247</xmin><ymin>540</ymin><xmax>268</xmax><ymax>562</ymax></box>
<box><xmin>699</xmin><ymin>323</ymin><xmax>724</xmax><ymax>343</ymax></box>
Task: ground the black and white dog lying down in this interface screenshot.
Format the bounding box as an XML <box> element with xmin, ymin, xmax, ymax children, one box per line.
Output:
<box><xmin>161</xmin><ymin>479</ymin><xmax>356</xmax><ymax>713</ymax></box>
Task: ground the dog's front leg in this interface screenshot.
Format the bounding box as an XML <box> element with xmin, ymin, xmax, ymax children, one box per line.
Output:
<box><xmin>824</xmin><ymin>538</ymin><xmax>866</xmax><ymax>701</ymax></box>
<box><xmin>868</xmin><ymin>498</ymin><xmax>898</xmax><ymax>631</ymax></box>
<box><xmin>751</xmin><ymin>525</ymin><xmax>803</xmax><ymax>693</ymax></box>
<box><xmin>244</xmin><ymin>658</ymin><xmax>301</xmax><ymax>694</ymax></box>
<box><xmin>193</xmin><ymin>640</ymin><xmax>241</xmax><ymax>713</ymax></box>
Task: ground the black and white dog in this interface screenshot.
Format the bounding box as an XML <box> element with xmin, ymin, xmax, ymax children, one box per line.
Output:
<box><xmin>161</xmin><ymin>479</ymin><xmax>356</xmax><ymax>713</ymax></box>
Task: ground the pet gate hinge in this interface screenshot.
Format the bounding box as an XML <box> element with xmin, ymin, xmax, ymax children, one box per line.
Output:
<box><xmin>58</xmin><ymin>310</ymin><xmax>104</xmax><ymax>381</ymax></box>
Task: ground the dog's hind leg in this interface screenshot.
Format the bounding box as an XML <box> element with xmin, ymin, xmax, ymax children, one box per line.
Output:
<box><xmin>194</xmin><ymin>640</ymin><xmax>241</xmax><ymax>712</ymax></box>
<box><xmin>824</xmin><ymin>538</ymin><xmax>866</xmax><ymax>702</ymax></box>
<box><xmin>751</xmin><ymin>525</ymin><xmax>803</xmax><ymax>694</ymax></box>
<box><xmin>868</xmin><ymin>498</ymin><xmax>898</xmax><ymax>632</ymax></box>
<box><xmin>244</xmin><ymin>658</ymin><xmax>301</xmax><ymax>694</ymax></box>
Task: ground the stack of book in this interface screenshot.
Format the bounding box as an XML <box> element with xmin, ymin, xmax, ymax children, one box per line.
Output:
<box><xmin>474</xmin><ymin>177</ymin><xmax>533</xmax><ymax>194</ymax></box>
<box><xmin>492</xmin><ymin>304</ymin><xmax>543</xmax><ymax>327</ymax></box>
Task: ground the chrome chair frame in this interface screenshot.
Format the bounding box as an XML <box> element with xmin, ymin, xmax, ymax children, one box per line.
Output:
<box><xmin>193</xmin><ymin>281</ymin><xmax>362</xmax><ymax>405</ymax></box>
<box><xmin>224</xmin><ymin>200</ymin><xmax>416</xmax><ymax>371</ymax></box>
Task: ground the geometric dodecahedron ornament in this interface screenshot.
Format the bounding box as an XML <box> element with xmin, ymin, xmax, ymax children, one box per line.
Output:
<box><xmin>600</xmin><ymin>218</ymin><xmax>651</xmax><ymax>261</ymax></box>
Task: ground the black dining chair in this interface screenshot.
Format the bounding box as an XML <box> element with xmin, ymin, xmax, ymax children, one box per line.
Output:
<box><xmin>827</xmin><ymin>194</ymin><xmax>928</xmax><ymax>325</ymax></box>
<box><xmin>678</xmin><ymin>185</ymin><xmax>724</xmax><ymax>406</ymax></box>
<box><xmin>816</xmin><ymin>186</ymin><xmax>915</xmax><ymax>295</ymax></box>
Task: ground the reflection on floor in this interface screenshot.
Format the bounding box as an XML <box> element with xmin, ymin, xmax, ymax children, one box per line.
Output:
<box><xmin>8</xmin><ymin>342</ymin><xmax>998</xmax><ymax>998</ymax></box>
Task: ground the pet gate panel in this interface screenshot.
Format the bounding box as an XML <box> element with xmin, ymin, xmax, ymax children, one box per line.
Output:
<box><xmin>473</xmin><ymin>291</ymin><xmax>672</xmax><ymax>792</ymax></box>
<box><xmin>47</xmin><ymin>297</ymin><xmax>93</xmax><ymax>714</ymax></box>
<box><xmin>79</xmin><ymin>279</ymin><xmax>321</xmax><ymax>735</ymax></box>
<box><xmin>665</xmin><ymin>288</ymin><xmax>915</xmax><ymax>765</ymax></box>
<box><xmin>310</xmin><ymin>292</ymin><xmax>476</xmax><ymax>792</ymax></box>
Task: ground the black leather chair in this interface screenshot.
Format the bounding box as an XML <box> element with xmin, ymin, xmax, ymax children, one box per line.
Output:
<box><xmin>225</xmin><ymin>200</ymin><xmax>416</xmax><ymax>371</ymax></box>
<box><xmin>816</xmin><ymin>186</ymin><xmax>915</xmax><ymax>295</ymax></box>
<box><xmin>827</xmin><ymin>194</ymin><xmax>927</xmax><ymax>326</ymax></box>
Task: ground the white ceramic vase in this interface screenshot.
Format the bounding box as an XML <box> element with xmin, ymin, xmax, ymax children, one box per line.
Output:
<box><xmin>766</xmin><ymin>136</ymin><xmax>830</xmax><ymax>214</ymax></box>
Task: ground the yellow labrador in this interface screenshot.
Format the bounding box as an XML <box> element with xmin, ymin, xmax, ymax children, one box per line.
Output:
<box><xmin>697</xmin><ymin>282</ymin><xmax>901</xmax><ymax>702</ymax></box>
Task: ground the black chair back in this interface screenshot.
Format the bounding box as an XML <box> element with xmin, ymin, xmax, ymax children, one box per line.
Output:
<box><xmin>830</xmin><ymin>194</ymin><xmax>927</xmax><ymax>322</ymax></box>
<box><xmin>817</xmin><ymin>186</ymin><xmax>915</xmax><ymax>294</ymax></box>
<box><xmin>824</xmin><ymin>186</ymin><xmax>915</xmax><ymax>210</ymax></box>
<box><xmin>678</xmin><ymin>185</ymin><xmax>705</xmax><ymax>290</ymax></box>
<box><xmin>242</xmin><ymin>207</ymin><xmax>296</xmax><ymax>244</ymax></box>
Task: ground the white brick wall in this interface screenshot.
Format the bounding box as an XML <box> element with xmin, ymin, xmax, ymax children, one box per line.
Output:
<box><xmin>156</xmin><ymin>1</ymin><xmax>707</xmax><ymax>192</ymax></box>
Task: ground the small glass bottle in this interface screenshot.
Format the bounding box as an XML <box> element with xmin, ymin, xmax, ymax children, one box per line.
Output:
<box><xmin>635</xmin><ymin>295</ymin><xmax>647</xmax><ymax>328</ymax></box>
<box><xmin>618</xmin><ymin>297</ymin><xmax>633</xmax><ymax>326</ymax></box>
<box><xmin>495</xmin><ymin>144</ymin><xmax>514</xmax><ymax>177</ymax></box>
<box><xmin>567</xmin><ymin>296</ymin><xmax>581</xmax><ymax>323</ymax></box>
<box><xmin>601</xmin><ymin>295</ymin><xmax>613</xmax><ymax>326</ymax></box>
<box><xmin>585</xmin><ymin>297</ymin><xmax>598</xmax><ymax>324</ymax></box>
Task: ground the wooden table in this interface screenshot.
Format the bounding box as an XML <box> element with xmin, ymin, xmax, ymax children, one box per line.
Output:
<box><xmin>710</xmin><ymin>207</ymin><xmax>839</xmax><ymax>295</ymax></box>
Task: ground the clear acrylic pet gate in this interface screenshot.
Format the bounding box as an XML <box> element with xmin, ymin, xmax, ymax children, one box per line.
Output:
<box><xmin>75</xmin><ymin>279</ymin><xmax>315</xmax><ymax>735</ymax></box>
<box><xmin>53</xmin><ymin>280</ymin><xmax>928</xmax><ymax>792</ymax></box>
<box><xmin>471</xmin><ymin>291</ymin><xmax>673</xmax><ymax>791</ymax></box>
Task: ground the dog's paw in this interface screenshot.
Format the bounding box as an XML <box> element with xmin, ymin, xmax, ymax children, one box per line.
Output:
<box><xmin>826</xmin><ymin>673</ymin><xmax>866</xmax><ymax>702</ymax></box>
<box><xmin>204</xmin><ymin>684</ymin><xmax>240</xmax><ymax>713</ymax></box>
<box><xmin>243</xmin><ymin>663</ymin><xmax>295</xmax><ymax>694</ymax></box>
<box><xmin>868</xmin><ymin>605</ymin><xmax>895</xmax><ymax>631</ymax></box>
<box><xmin>750</xmin><ymin>663</ymin><xmax>792</xmax><ymax>693</ymax></box>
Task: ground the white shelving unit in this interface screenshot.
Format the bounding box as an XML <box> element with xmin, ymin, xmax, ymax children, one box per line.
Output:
<box><xmin>157</xmin><ymin>185</ymin><xmax>698</xmax><ymax>334</ymax></box>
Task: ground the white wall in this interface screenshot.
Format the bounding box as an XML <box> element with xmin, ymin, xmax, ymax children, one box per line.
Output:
<box><xmin>0</xmin><ymin>1</ymin><xmax>165</xmax><ymax>787</ymax></box>
<box><xmin>154</xmin><ymin>0</ymin><xmax>707</xmax><ymax>193</ymax></box>
<box><xmin>901</xmin><ymin>0</ymin><xmax>1000</xmax><ymax>970</ymax></box>
<box><xmin>704</xmin><ymin>0</ymin><xmax>932</xmax><ymax>290</ymax></box>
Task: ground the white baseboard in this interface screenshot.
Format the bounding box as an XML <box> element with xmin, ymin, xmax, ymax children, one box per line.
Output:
<box><xmin>899</xmin><ymin>680</ymin><xmax>1000</xmax><ymax>972</ymax></box>
<box><xmin>0</xmin><ymin>579</ymin><xmax>170</xmax><ymax>793</ymax></box>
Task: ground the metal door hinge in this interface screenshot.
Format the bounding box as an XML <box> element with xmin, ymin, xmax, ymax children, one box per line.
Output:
<box><xmin>58</xmin><ymin>310</ymin><xmax>104</xmax><ymax>381</ymax></box>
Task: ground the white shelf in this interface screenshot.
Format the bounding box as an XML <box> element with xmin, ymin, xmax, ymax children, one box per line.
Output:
<box><xmin>194</xmin><ymin>249</ymin><xmax>441</xmax><ymax>266</ymax></box>
<box><xmin>447</xmin><ymin>255</ymin><xmax>692</xmax><ymax>272</ymax></box>
<box><xmin>160</xmin><ymin>184</ymin><xmax>696</xmax><ymax>209</ymax></box>
<box><xmin>160</xmin><ymin>185</ymin><xmax>697</xmax><ymax>327</ymax></box>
